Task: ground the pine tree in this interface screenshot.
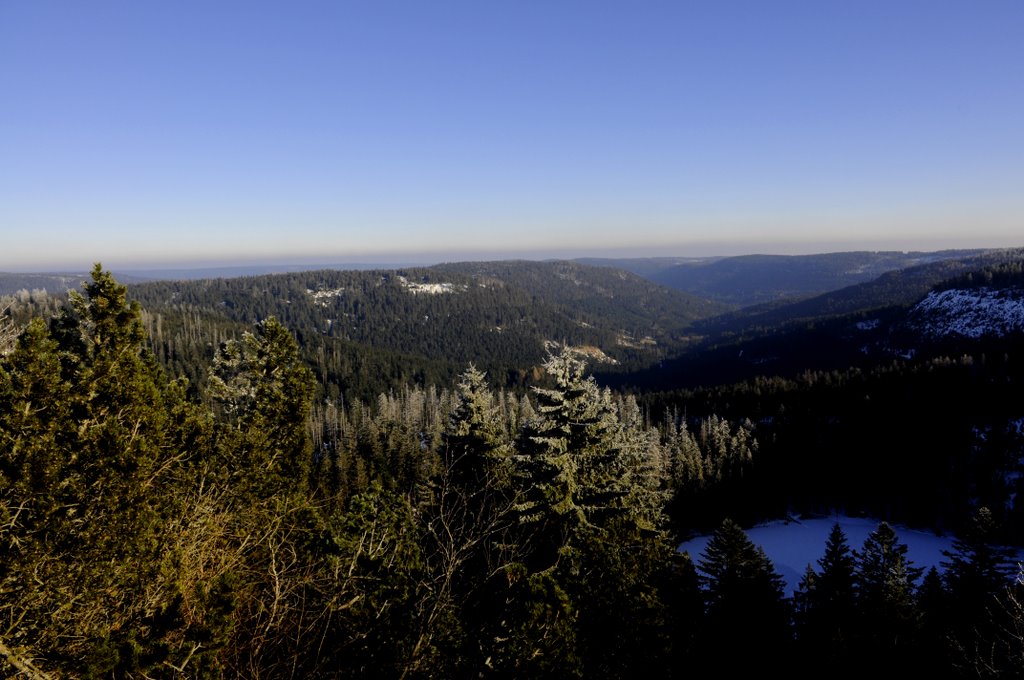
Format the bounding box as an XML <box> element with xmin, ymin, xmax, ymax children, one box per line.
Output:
<box><xmin>508</xmin><ymin>348</ymin><xmax>676</xmax><ymax>677</ymax></box>
<box><xmin>443</xmin><ymin>364</ymin><xmax>511</xmax><ymax>491</ymax></box>
<box><xmin>418</xmin><ymin>365</ymin><xmax>519</xmax><ymax>675</ymax></box>
<box><xmin>514</xmin><ymin>348</ymin><xmax>612</xmax><ymax>570</ymax></box>
<box><xmin>916</xmin><ymin>566</ymin><xmax>952</xmax><ymax>675</ymax></box>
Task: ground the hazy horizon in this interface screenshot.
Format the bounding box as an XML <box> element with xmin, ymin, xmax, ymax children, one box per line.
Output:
<box><xmin>3</xmin><ymin>2</ymin><xmax>1022</xmax><ymax>271</ymax></box>
<box><xmin>2</xmin><ymin>237</ymin><xmax>1019</xmax><ymax>276</ymax></box>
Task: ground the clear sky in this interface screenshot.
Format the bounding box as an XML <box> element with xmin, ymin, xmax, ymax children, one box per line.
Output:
<box><xmin>2</xmin><ymin>1</ymin><xmax>1023</xmax><ymax>271</ymax></box>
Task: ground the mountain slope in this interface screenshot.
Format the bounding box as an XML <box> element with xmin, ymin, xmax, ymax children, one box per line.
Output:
<box><xmin>647</xmin><ymin>250</ymin><xmax>989</xmax><ymax>306</ymax></box>
<box><xmin>431</xmin><ymin>260</ymin><xmax>725</xmax><ymax>339</ymax></box>
<box><xmin>127</xmin><ymin>260</ymin><xmax>722</xmax><ymax>398</ymax></box>
<box><xmin>692</xmin><ymin>248</ymin><xmax>1024</xmax><ymax>339</ymax></box>
<box><xmin>606</xmin><ymin>251</ymin><xmax>1024</xmax><ymax>392</ymax></box>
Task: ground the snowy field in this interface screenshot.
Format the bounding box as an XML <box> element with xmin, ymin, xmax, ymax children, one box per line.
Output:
<box><xmin>677</xmin><ymin>515</ymin><xmax>1022</xmax><ymax>596</ymax></box>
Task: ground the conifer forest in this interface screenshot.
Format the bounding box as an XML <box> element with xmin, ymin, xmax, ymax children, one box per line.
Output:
<box><xmin>2</xmin><ymin>261</ymin><xmax>1024</xmax><ymax>678</ymax></box>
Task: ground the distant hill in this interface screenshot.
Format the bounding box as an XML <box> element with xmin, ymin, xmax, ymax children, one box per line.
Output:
<box><xmin>573</xmin><ymin>256</ymin><xmax>719</xmax><ymax>280</ymax></box>
<box><xmin>692</xmin><ymin>248</ymin><xmax>1024</xmax><ymax>338</ymax></box>
<box><xmin>116</xmin><ymin>262</ymin><xmax>417</xmax><ymax>281</ymax></box>
<box><xmin>0</xmin><ymin>271</ymin><xmax>155</xmax><ymax>296</ymax></box>
<box><xmin>604</xmin><ymin>249</ymin><xmax>1024</xmax><ymax>392</ymax></box>
<box><xmin>640</xmin><ymin>250</ymin><xmax>989</xmax><ymax>306</ymax></box>
<box><xmin>126</xmin><ymin>260</ymin><xmax>722</xmax><ymax>399</ymax></box>
<box><xmin>0</xmin><ymin>272</ymin><xmax>92</xmax><ymax>296</ymax></box>
<box><xmin>432</xmin><ymin>260</ymin><xmax>724</xmax><ymax>338</ymax></box>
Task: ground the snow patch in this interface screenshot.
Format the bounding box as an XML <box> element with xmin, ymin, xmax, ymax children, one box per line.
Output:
<box><xmin>306</xmin><ymin>287</ymin><xmax>345</xmax><ymax>306</ymax></box>
<box><xmin>397</xmin><ymin>276</ymin><xmax>467</xmax><ymax>295</ymax></box>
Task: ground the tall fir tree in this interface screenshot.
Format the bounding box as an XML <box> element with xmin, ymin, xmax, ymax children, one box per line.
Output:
<box><xmin>0</xmin><ymin>266</ymin><xmax>208</xmax><ymax>676</ymax></box>
<box><xmin>696</xmin><ymin>518</ymin><xmax>791</xmax><ymax>672</ymax></box>
<box><xmin>794</xmin><ymin>522</ymin><xmax>857</xmax><ymax>672</ymax></box>
<box><xmin>941</xmin><ymin>506</ymin><xmax>1017</xmax><ymax>671</ymax></box>
<box><xmin>853</xmin><ymin>521</ymin><xmax>924</xmax><ymax>670</ymax></box>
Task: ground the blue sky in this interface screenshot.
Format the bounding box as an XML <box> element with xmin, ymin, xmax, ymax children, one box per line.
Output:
<box><xmin>2</xmin><ymin>1</ymin><xmax>1022</xmax><ymax>271</ymax></box>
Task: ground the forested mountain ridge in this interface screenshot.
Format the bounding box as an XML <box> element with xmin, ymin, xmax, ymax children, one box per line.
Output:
<box><xmin>4</xmin><ymin>266</ymin><xmax>1019</xmax><ymax>675</ymax></box>
<box><xmin>609</xmin><ymin>250</ymin><xmax>1024</xmax><ymax>393</ymax></box>
<box><xmin>641</xmin><ymin>249</ymin><xmax>990</xmax><ymax>306</ymax></box>
<box><xmin>626</xmin><ymin>259</ymin><xmax>1024</xmax><ymax>543</ymax></box>
<box><xmin>0</xmin><ymin>271</ymin><xmax>97</xmax><ymax>296</ymax></box>
<box><xmin>4</xmin><ymin>264</ymin><xmax>1024</xmax><ymax>676</ymax></box>
<box><xmin>125</xmin><ymin>260</ymin><xmax>723</xmax><ymax>399</ymax></box>
<box><xmin>689</xmin><ymin>248</ymin><xmax>1024</xmax><ymax>339</ymax></box>
<box><xmin>430</xmin><ymin>259</ymin><xmax>724</xmax><ymax>337</ymax></box>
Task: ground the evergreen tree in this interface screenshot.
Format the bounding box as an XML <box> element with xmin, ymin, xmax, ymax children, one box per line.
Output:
<box><xmin>915</xmin><ymin>566</ymin><xmax>952</xmax><ymax>676</ymax></box>
<box><xmin>514</xmin><ymin>348</ymin><xmax>614</xmax><ymax>570</ymax></box>
<box><xmin>443</xmin><ymin>364</ymin><xmax>511</xmax><ymax>491</ymax></box>
<box><xmin>419</xmin><ymin>365</ymin><xmax>519</xmax><ymax>675</ymax></box>
<box><xmin>942</xmin><ymin>507</ymin><xmax>1016</xmax><ymax>631</ymax></box>
<box><xmin>209</xmin><ymin>316</ymin><xmax>315</xmax><ymax>498</ymax></box>
<box><xmin>942</xmin><ymin>507</ymin><xmax>1017</xmax><ymax>673</ymax></box>
<box><xmin>0</xmin><ymin>266</ymin><xmax>206</xmax><ymax>676</ymax></box>
<box><xmin>507</xmin><ymin>347</ymin><xmax>675</xmax><ymax>677</ymax></box>
<box><xmin>853</xmin><ymin>521</ymin><xmax>923</xmax><ymax>669</ymax></box>
<box><xmin>794</xmin><ymin>522</ymin><xmax>857</xmax><ymax>672</ymax></box>
<box><xmin>696</xmin><ymin>518</ymin><xmax>791</xmax><ymax>672</ymax></box>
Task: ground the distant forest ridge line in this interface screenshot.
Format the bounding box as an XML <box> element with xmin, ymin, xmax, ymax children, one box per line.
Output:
<box><xmin>0</xmin><ymin>247</ymin><xmax>1008</xmax><ymax>296</ymax></box>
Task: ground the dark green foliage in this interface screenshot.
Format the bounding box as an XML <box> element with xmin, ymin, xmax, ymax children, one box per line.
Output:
<box><xmin>5</xmin><ymin>263</ymin><xmax>1024</xmax><ymax>676</ymax></box>
<box><xmin>941</xmin><ymin>507</ymin><xmax>1018</xmax><ymax>668</ymax></box>
<box><xmin>853</xmin><ymin>522</ymin><xmax>924</xmax><ymax>669</ymax></box>
<box><xmin>443</xmin><ymin>364</ymin><xmax>512</xmax><ymax>491</ymax></box>
<box><xmin>568</xmin><ymin>521</ymin><xmax>675</xmax><ymax>679</ymax></box>
<box><xmin>695</xmin><ymin>519</ymin><xmax>791</xmax><ymax>671</ymax></box>
<box><xmin>127</xmin><ymin>260</ymin><xmax>719</xmax><ymax>402</ymax></box>
<box><xmin>0</xmin><ymin>265</ymin><xmax>207</xmax><ymax>677</ymax></box>
<box><xmin>794</xmin><ymin>523</ymin><xmax>857</xmax><ymax>670</ymax></box>
<box><xmin>210</xmin><ymin>315</ymin><xmax>315</xmax><ymax>498</ymax></box>
<box><xmin>915</xmin><ymin>566</ymin><xmax>952</xmax><ymax>675</ymax></box>
<box><xmin>514</xmin><ymin>348</ymin><xmax>665</xmax><ymax>571</ymax></box>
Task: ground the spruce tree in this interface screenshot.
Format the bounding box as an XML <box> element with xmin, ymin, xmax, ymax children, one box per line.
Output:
<box><xmin>696</xmin><ymin>518</ymin><xmax>791</xmax><ymax>672</ymax></box>
<box><xmin>0</xmin><ymin>266</ymin><xmax>204</xmax><ymax>676</ymax></box>
<box><xmin>795</xmin><ymin>522</ymin><xmax>857</xmax><ymax>671</ymax></box>
<box><xmin>941</xmin><ymin>507</ymin><xmax>1017</xmax><ymax>670</ymax></box>
<box><xmin>442</xmin><ymin>364</ymin><xmax>510</xmax><ymax>491</ymax></box>
<box><xmin>514</xmin><ymin>348</ymin><xmax>611</xmax><ymax>570</ymax></box>
<box><xmin>942</xmin><ymin>507</ymin><xmax>1016</xmax><ymax>632</ymax></box>
<box><xmin>853</xmin><ymin>521</ymin><xmax>923</xmax><ymax>669</ymax></box>
<box><xmin>209</xmin><ymin>316</ymin><xmax>315</xmax><ymax>499</ymax></box>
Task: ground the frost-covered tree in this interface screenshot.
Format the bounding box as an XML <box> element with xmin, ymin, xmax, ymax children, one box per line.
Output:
<box><xmin>210</xmin><ymin>316</ymin><xmax>315</xmax><ymax>498</ymax></box>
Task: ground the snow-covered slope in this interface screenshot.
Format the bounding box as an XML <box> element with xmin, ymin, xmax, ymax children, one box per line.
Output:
<box><xmin>908</xmin><ymin>287</ymin><xmax>1024</xmax><ymax>339</ymax></box>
